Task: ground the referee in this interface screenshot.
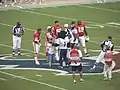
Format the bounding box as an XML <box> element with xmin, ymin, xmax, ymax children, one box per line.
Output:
<box><xmin>12</xmin><ymin>22</ymin><xmax>24</xmax><ymax>56</ymax></box>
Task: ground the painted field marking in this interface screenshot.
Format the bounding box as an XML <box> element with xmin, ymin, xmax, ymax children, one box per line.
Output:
<box><xmin>0</xmin><ymin>77</ymin><xmax>6</xmax><ymax>81</ymax></box>
<box><xmin>0</xmin><ymin>43</ymin><xmax>45</xmax><ymax>56</ymax></box>
<box><xmin>0</xmin><ymin>22</ymin><xmax>34</xmax><ymax>32</ymax></box>
<box><xmin>79</xmin><ymin>5</ymin><xmax>120</xmax><ymax>13</ymax></box>
<box><xmin>36</xmin><ymin>74</ymin><xmax>43</xmax><ymax>77</ymax></box>
<box><xmin>0</xmin><ymin>71</ymin><xmax>67</xmax><ymax>90</ymax></box>
<box><xmin>17</xmin><ymin>9</ymin><xmax>120</xmax><ymax>28</ymax></box>
<box><xmin>107</xmin><ymin>22</ymin><xmax>120</xmax><ymax>26</ymax></box>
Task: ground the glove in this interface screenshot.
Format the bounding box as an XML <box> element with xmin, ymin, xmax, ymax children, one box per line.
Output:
<box><xmin>85</xmin><ymin>36</ymin><xmax>89</xmax><ymax>42</ymax></box>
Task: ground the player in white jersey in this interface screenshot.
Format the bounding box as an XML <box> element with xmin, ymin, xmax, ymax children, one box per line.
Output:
<box><xmin>70</xmin><ymin>22</ymin><xmax>79</xmax><ymax>46</ymax></box>
<box><xmin>56</xmin><ymin>29</ymin><xmax>69</xmax><ymax>68</ymax></box>
<box><xmin>12</xmin><ymin>22</ymin><xmax>24</xmax><ymax>56</ymax></box>
<box><xmin>68</xmin><ymin>44</ymin><xmax>83</xmax><ymax>83</ymax></box>
<box><xmin>91</xmin><ymin>36</ymin><xmax>114</xmax><ymax>70</ymax></box>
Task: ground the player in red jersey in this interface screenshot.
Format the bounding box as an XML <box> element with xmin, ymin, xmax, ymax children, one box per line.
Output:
<box><xmin>75</xmin><ymin>20</ymin><xmax>89</xmax><ymax>57</ymax></box>
<box><xmin>68</xmin><ymin>44</ymin><xmax>84</xmax><ymax>83</ymax></box>
<box><xmin>33</xmin><ymin>28</ymin><xmax>41</xmax><ymax>65</ymax></box>
<box><xmin>52</xmin><ymin>20</ymin><xmax>62</xmax><ymax>39</ymax></box>
<box><xmin>45</xmin><ymin>26</ymin><xmax>55</xmax><ymax>67</ymax></box>
<box><xmin>45</xmin><ymin>26</ymin><xmax>53</xmax><ymax>56</ymax></box>
<box><xmin>52</xmin><ymin>20</ymin><xmax>62</xmax><ymax>61</ymax></box>
<box><xmin>103</xmin><ymin>46</ymin><xmax>115</xmax><ymax>81</ymax></box>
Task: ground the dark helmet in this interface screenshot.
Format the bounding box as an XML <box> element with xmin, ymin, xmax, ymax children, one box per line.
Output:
<box><xmin>71</xmin><ymin>21</ymin><xmax>75</xmax><ymax>29</ymax></box>
<box><xmin>17</xmin><ymin>22</ymin><xmax>21</xmax><ymax>27</ymax></box>
<box><xmin>71</xmin><ymin>21</ymin><xmax>75</xmax><ymax>25</ymax></box>
<box><xmin>77</xmin><ymin>20</ymin><xmax>81</xmax><ymax>25</ymax></box>
<box><xmin>108</xmin><ymin>36</ymin><xmax>112</xmax><ymax>40</ymax></box>
<box><xmin>54</xmin><ymin>20</ymin><xmax>59</xmax><ymax>24</ymax></box>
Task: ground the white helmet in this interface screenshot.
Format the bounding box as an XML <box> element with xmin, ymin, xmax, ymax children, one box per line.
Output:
<box><xmin>47</xmin><ymin>26</ymin><xmax>51</xmax><ymax>29</ymax></box>
<box><xmin>64</xmin><ymin>24</ymin><xmax>68</xmax><ymax>28</ymax></box>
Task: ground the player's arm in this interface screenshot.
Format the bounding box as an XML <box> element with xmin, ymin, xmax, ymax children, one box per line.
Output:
<box><xmin>84</xmin><ymin>27</ymin><xmax>90</xmax><ymax>42</ymax></box>
<box><xmin>34</xmin><ymin>37</ymin><xmax>40</xmax><ymax>44</ymax></box>
<box><xmin>78</xmin><ymin>50</ymin><xmax>83</xmax><ymax>59</ymax></box>
<box><xmin>12</xmin><ymin>26</ymin><xmax>17</xmax><ymax>36</ymax></box>
<box><xmin>21</xmin><ymin>27</ymin><xmax>24</xmax><ymax>35</ymax></box>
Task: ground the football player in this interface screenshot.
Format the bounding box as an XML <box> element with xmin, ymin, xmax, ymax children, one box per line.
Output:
<box><xmin>45</xmin><ymin>26</ymin><xmax>55</xmax><ymax>67</ymax></box>
<box><xmin>33</xmin><ymin>28</ymin><xmax>42</xmax><ymax>65</ymax></box>
<box><xmin>68</xmin><ymin>43</ymin><xmax>84</xmax><ymax>83</ymax></box>
<box><xmin>52</xmin><ymin>20</ymin><xmax>62</xmax><ymax>61</ymax></box>
<box><xmin>103</xmin><ymin>46</ymin><xmax>115</xmax><ymax>80</ymax></box>
<box><xmin>91</xmin><ymin>36</ymin><xmax>114</xmax><ymax>70</ymax></box>
<box><xmin>12</xmin><ymin>22</ymin><xmax>24</xmax><ymax>56</ymax></box>
<box><xmin>75</xmin><ymin>20</ymin><xmax>89</xmax><ymax>57</ymax></box>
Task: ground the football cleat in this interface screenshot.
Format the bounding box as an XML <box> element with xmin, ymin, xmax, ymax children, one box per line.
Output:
<box><xmin>80</xmin><ymin>78</ymin><xmax>84</xmax><ymax>83</ymax></box>
<box><xmin>35</xmin><ymin>60</ymin><xmax>40</xmax><ymax>65</ymax></box>
<box><xmin>74</xmin><ymin>80</ymin><xmax>76</xmax><ymax>83</ymax></box>
<box><xmin>84</xmin><ymin>53</ymin><xmax>90</xmax><ymax>57</ymax></box>
<box><xmin>103</xmin><ymin>77</ymin><xmax>108</xmax><ymax>81</ymax></box>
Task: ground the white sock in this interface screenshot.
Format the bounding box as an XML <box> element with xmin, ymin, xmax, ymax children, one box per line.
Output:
<box><xmin>83</xmin><ymin>47</ymin><xmax>87</xmax><ymax>54</ymax></box>
<box><xmin>34</xmin><ymin>56</ymin><xmax>37</xmax><ymax>61</ymax></box>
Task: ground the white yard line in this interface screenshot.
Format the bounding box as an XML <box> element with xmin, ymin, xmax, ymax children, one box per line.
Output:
<box><xmin>17</xmin><ymin>9</ymin><xmax>120</xmax><ymax>28</ymax></box>
<box><xmin>0</xmin><ymin>71</ymin><xmax>67</xmax><ymax>90</ymax></box>
<box><xmin>0</xmin><ymin>43</ymin><xmax>45</xmax><ymax>56</ymax></box>
<box><xmin>0</xmin><ymin>77</ymin><xmax>6</xmax><ymax>81</ymax></box>
<box><xmin>36</xmin><ymin>74</ymin><xmax>43</xmax><ymax>77</ymax></box>
<box><xmin>0</xmin><ymin>22</ymin><xmax>34</xmax><ymax>32</ymax></box>
<box><xmin>79</xmin><ymin>5</ymin><xmax>120</xmax><ymax>13</ymax></box>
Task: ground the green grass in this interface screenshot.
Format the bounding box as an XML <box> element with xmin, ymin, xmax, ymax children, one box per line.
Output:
<box><xmin>0</xmin><ymin>70</ymin><xmax>120</xmax><ymax>90</ymax></box>
<box><xmin>0</xmin><ymin>2</ymin><xmax>120</xmax><ymax>90</ymax></box>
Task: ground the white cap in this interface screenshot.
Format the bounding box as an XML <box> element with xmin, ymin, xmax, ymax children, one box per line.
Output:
<box><xmin>64</xmin><ymin>24</ymin><xmax>68</xmax><ymax>28</ymax></box>
<box><xmin>47</xmin><ymin>26</ymin><xmax>51</xmax><ymax>29</ymax></box>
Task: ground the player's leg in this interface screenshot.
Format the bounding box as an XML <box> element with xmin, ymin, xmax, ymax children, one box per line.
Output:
<box><xmin>59</xmin><ymin>49</ymin><xmax>63</xmax><ymax>68</ymax></box>
<box><xmin>72</xmin><ymin>66</ymin><xmax>77</xmax><ymax>83</ymax></box>
<box><xmin>33</xmin><ymin>42</ymin><xmax>40</xmax><ymax>65</ymax></box>
<box><xmin>12</xmin><ymin>35</ymin><xmax>17</xmax><ymax>56</ymax></box>
<box><xmin>96</xmin><ymin>51</ymin><xmax>105</xmax><ymax>63</ymax></box>
<box><xmin>55</xmin><ymin>39</ymin><xmax>59</xmax><ymax>61</ymax></box>
<box><xmin>91</xmin><ymin>51</ymin><xmax>105</xmax><ymax>70</ymax></box>
<box><xmin>4</xmin><ymin>0</ymin><xmax>7</xmax><ymax>7</ymax></box>
<box><xmin>80</xmin><ymin>36</ymin><xmax>89</xmax><ymax>57</ymax></box>
<box><xmin>78</xmin><ymin>64</ymin><xmax>84</xmax><ymax>82</ymax></box>
<box><xmin>48</xmin><ymin>53</ymin><xmax>52</xmax><ymax>67</ymax></box>
<box><xmin>63</xmin><ymin>49</ymin><xmax>68</xmax><ymax>66</ymax></box>
<box><xmin>108</xmin><ymin>61</ymin><xmax>116</xmax><ymax>80</ymax></box>
<box><xmin>17</xmin><ymin>37</ymin><xmax>22</xmax><ymax>56</ymax></box>
<box><xmin>103</xmin><ymin>64</ymin><xmax>108</xmax><ymax>80</ymax></box>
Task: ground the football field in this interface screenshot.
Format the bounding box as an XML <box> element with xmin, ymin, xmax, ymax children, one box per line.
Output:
<box><xmin>0</xmin><ymin>2</ymin><xmax>120</xmax><ymax>90</ymax></box>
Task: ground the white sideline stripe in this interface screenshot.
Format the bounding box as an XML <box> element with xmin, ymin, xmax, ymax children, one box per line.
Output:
<box><xmin>0</xmin><ymin>22</ymin><xmax>34</xmax><ymax>31</ymax></box>
<box><xmin>0</xmin><ymin>77</ymin><xmax>6</xmax><ymax>81</ymax></box>
<box><xmin>17</xmin><ymin>9</ymin><xmax>120</xmax><ymax>28</ymax></box>
<box><xmin>0</xmin><ymin>71</ymin><xmax>67</xmax><ymax>90</ymax></box>
<box><xmin>0</xmin><ymin>68</ymin><xmax>120</xmax><ymax>76</ymax></box>
<box><xmin>0</xmin><ymin>43</ymin><xmax>45</xmax><ymax>56</ymax></box>
<box><xmin>36</xmin><ymin>74</ymin><xmax>43</xmax><ymax>77</ymax></box>
<box><xmin>79</xmin><ymin>5</ymin><xmax>120</xmax><ymax>13</ymax></box>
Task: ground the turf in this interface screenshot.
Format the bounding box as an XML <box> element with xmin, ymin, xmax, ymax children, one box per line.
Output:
<box><xmin>0</xmin><ymin>2</ymin><xmax>120</xmax><ymax>90</ymax></box>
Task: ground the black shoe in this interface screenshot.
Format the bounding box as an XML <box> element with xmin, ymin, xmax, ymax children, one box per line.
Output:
<box><xmin>18</xmin><ymin>53</ymin><xmax>21</xmax><ymax>56</ymax></box>
<box><xmin>12</xmin><ymin>53</ymin><xmax>15</xmax><ymax>56</ymax></box>
<box><xmin>84</xmin><ymin>53</ymin><xmax>90</xmax><ymax>57</ymax></box>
